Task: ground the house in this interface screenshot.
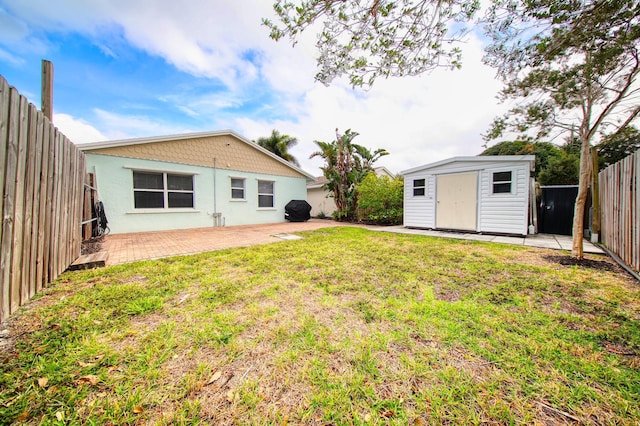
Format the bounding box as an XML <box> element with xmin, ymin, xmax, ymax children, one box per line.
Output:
<box><xmin>401</xmin><ymin>156</ymin><xmax>535</xmax><ymax>236</ymax></box>
<box><xmin>307</xmin><ymin>166</ymin><xmax>395</xmax><ymax>217</ymax></box>
<box><xmin>79</xmin><ymin>130</ymin><xmax>314</xmax><ymax>234</ymax></box>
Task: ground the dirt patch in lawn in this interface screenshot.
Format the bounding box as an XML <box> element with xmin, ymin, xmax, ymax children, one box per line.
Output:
<box><xmin>81</xmin><ymin>236</ymin><xmax>104</xmax><ymax>255</ymax></box>
<box><xmin>543</xmin><ymin>254</ymin><xmax>620</xmax><ymax>272</ymax></box>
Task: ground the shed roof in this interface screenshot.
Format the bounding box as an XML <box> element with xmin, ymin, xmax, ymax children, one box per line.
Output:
<box><xmin>79</xmin><ymin>129</ymin><xmax>315</xmax><ymax>179</ymax></box>
<box><xmin>401</xmin><ymin>155</ymin><xmax>535</xmax><ymax>175</ymax></box>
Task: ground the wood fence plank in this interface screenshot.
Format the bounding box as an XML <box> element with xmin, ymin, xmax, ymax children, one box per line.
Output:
<box><xmin>21</xmin><ymin>104</ymin><xmax>37</xmax><ymax>301</ymax></box>
<box><xmin>11</xmin><ymin>95</ymin><xmax>29</xmax><ymax>310</ymax></box>
<box><xmin>30</xmin><ymin>111</ymin><xmax>44</xmax><ymax>297</ymax></box>
<box><xmin>2</xmin><ymin>88</ymin><xmax>21</xmax><ymax>318</ymax></box>
<box><xmin>0</xmin><ymin>77</ymin><xmax>10</xmax><ymax>322</ymax></box>
<box><xmin>74</xmin><ymin>152</ymin><xmax>85</xmax><ymax>259</ymax></box>
<box><xmin>35</xmin><ymin>117</ymin><xmax>50</xmax><ymax>292</ymax></box>
<box><xmin>632</xmin><ymin>151</ymin><xmax>640</xmax><ymax>271</ymax></box>
<box><xmin>54</xmin><ymin>131</ymin><xmax>64</xmax><ymax>278</ymax></box>
<box><xmin>42</xmin><ymin>124</ymin><xmax>55</xmax><ymax>286</ymax></box>
<box><xmin>63</xmin><ymin>139</ymin><xmax>72</xmax><ymax>267</ymax></box>
<box><xmin>48</xmin><ymin>130</ymin><xmax>60</xmax><ymax>282</ymax></box>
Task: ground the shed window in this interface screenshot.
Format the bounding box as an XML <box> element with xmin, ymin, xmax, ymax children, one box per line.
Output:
<box><xmin>231</xmin><ymin>178</ymin><xmax>245</xmax><ymax>199</ymax></box>
<box><xmin>133</xmin><ymin>171</ymin><xmax>194</xmax><ymax>209</ymax></box>
<box><xmin>258</xmin><ymin>180</ymin><xmax>274</xmax><ymax>208</ymax></box>
<box><xmin>413</xmin><ymin>179</ymin><xmax>426</xmax><ymax>196</ymax></box>
<box><xmin>492</xmin><ymin>171</ymin><xmax>512</xmax><ymax>194</ymax></box>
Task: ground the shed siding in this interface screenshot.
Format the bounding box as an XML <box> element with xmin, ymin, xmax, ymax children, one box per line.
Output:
<box><xmin>478</xmin><ymin>166</ymin><xmax>529</xmax><ymax>235</ymax></box>
<box><xmin>404</xmin><ymin>174</ymin><xmax>435</xmax><ymax>228</ymax></box>
<box><xmin>403</xmin><ymin>158</ymin><xmax>532</xmax><ymax>235</ymax></box>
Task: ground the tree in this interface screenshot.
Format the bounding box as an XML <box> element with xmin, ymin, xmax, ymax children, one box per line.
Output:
<box><xmin>597</xmin><ymin>126</ymin><xmax>640</xmax><ymax>170</ymax></box>
<box><xmin>480</xmin><ymin>140</ymin><xmax>580</xmax><ymax>185</ymax></box>
<box><xmin>483</xmin><ymin>0</ymin><xmax>640</xmax><ymax>259</ymax></box>
<box><xmin>310</xmin><ymin>129</ymin><xmax>389</xmax><ymax>221</ymax></box>
<box><xmin>480</xmin><ymin>140</ymin><xmax>564</xmax><ymax>179</ymax></box>
<box><xmin>256</xmin><ymin>129</ymin><xmax>300</xmax><ymax>166</ymax></box>
<box><xmin>357</xmin><ymin>173</ymin><xmax>404</xmax><ymax>225</ymax></box>
<box><xmin>263</xmin><ymin>0</ymin><xmax>481</xmax><ymax>88</ymax></box>
<box><xmin>538</xmin><ymin>154</ymin><xmax>580</xmax><ymax>186</ymax></box>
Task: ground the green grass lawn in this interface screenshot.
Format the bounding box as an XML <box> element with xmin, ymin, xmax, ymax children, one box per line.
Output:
<box><xmin>1</xmin><ymin>227</ymin><xmax>639</xmax><ymax>425</ymax></box>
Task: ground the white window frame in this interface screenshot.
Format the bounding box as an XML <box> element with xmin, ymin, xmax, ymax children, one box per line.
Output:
<box><xmin>230</xmin><ymin>177</ymin><xmax>246</xmax><ymax>201</ymax></box>
<box><xmin>491</xmin><ymin>170</ymin><xmax>513</xmax><ymax>195</ymax></box>
<box><xmin>132</xmin><ymin>170</ymin><xmax>195</xmax><ymax>209</ymax></box>
<box><xmin>413</xmin><ymin>178</ymin><xmax>426</xmax><ymax>197</ymax></box>
<box><xmin>257</xmin><ymin>179</ymin><xmax>275</xmax><ymax>209</ymax></box>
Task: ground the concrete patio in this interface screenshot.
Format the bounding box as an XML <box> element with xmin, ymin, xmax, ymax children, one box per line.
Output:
<box><xmin>98</xmin><ymin>220</ymin><xmax>603</xmax><ymax>266</ymax></box>
<box><xmin>379</xmin><ymin>226</ymin><xmax>604</xmax><ymax>254</ymax></box>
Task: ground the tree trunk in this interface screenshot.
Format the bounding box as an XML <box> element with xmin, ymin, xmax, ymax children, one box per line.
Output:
<box><xmin>571</xmin><ymin>137</ymin><xmax>591</xmax><ymax>259</ymax></box>
<box><xmin>590</xmin><ymin>146</ymin><xmax>600</xmax><ymax>242</ymax></box>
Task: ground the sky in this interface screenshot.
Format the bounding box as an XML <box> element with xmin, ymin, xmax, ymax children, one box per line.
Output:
<box><xmin>0</xmin><ymin>0</ymin><xmax>511</xmax><ymax>176</ymax></box>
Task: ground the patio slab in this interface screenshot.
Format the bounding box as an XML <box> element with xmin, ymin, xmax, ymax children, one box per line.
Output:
<box><xmin>99</xmin><ymin>221</ymin><xmax>604</xmax><ymax>266</ymax></box>
<box><xmin>378</xmin><ymin>227</ymin><xmax>604</xmax><ymax>254</ymax></box>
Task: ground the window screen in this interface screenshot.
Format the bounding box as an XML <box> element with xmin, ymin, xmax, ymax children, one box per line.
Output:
<box><xmin>413</xmin><ymin>179</ymin><xmax>426</xmax><ymax>196</ymax></box>
<box><xmin>133</xmin><ymin>171</ymin><xmax>194</xmax><ymax>208</ymax></box>
<box><xmin>492</xmin><ymin>171</ymin><xmax>512</xmax><ymax>194</ymax></box>
<box><xmin>231</xmin><ymin>178</ymin><xmax>245</xmax><ymax>199</ymax></box>
<box><xmin>258</xmin><ymin>180</ymin><xmax>274</xmax><ymax>208</ymax></box>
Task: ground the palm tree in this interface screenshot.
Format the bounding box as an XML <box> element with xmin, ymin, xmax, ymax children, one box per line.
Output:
<box><xmin>310</xmin><ymin>128</ymin><xmax>389</xmax><ymax>221</ymax></box>
<box><xmin>256</xmin><ymin>130</ymin><xmax>300</xmax><ymax>166</ymax></box>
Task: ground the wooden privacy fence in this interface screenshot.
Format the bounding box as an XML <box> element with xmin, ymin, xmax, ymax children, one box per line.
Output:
<box><xmin>599</xmin><ymin>149</ymin><xmax>640</xmax><ymax>274</ymax></box>
<box><xmin>1</xmin><ymin>75</ymin><xmax>86</xmax><ymax>322</ymax></box>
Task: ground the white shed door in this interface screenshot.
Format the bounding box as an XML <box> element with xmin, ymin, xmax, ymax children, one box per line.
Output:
<box><xmin>436</xmin><ymin>172</ymin><xmax>478</xmax><ymax>231</ymax></box>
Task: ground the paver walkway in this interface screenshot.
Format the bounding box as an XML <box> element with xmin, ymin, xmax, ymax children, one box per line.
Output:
<box><xmin>100</xmin><ymin>220</ymin><xmax>603</xmax><ymax>265</ymax></box>
<box><xmin>102</xmin><ymin>219</ymin><xmax>351</xmax><ymax>265</ymax></box>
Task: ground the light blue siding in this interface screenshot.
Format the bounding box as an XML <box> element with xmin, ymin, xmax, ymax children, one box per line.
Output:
<box><xmin>86</xmin><ymin>154</ymin><xmax>308</xmax><ymax>234</ymax></box>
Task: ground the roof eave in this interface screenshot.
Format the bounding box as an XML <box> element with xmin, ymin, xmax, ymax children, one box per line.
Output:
<box><xmin>79</xmin><ymin>129</ymin><xmax>315</xmax><ymax>179</ymax></box>
<box><xmin>401</xmin><ymin>155</ymin><xmax>536</xmax><ymax>175</ymax></box>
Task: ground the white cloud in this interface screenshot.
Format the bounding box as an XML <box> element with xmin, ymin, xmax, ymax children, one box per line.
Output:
<box><xmin>53</xmin><ymin>113</ymin><xmax>107</xmax><ymax>143</ymax></box>
<box><xmin>92</xmin><ymin>109</ymin><xmax>192</xmax><ymax>140</ymax></box>
<box><xmin>4</xmin><ymin>1</ymin><xmax>508</xmax><ymax>175</ymax></box>
<box><xmin>236</xmin><ymin>35</ymin><xmax>507</xmax><ymax>175</ymax></box>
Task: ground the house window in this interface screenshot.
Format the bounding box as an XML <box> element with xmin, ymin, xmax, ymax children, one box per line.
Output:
<box><xmin>413</xmin><ymin>179</ymin><xmax>426</xmax><ymax>196</ymax></box>
<box><xmin>231</xmin><ymin>178</ymin><xmax>245</xmax><ymax>199</ymax></box>
<box><xmin>133</xmin><ymin>171</ymin><xmax>194</xmax><ymax>209</ymax></box>
<box><xmin>258</xmin><ymin>180</ymin><xmax>274</xmax><ymax>208</ymax></box>
<box><xmin>492</xmin><ymin>171</ymin><xmax>512</xmax><ymax>194</ymax></box>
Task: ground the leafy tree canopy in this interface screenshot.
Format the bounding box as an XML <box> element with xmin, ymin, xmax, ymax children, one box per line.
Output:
<box><xmin>255</xmin><ymin>129</ymin><xmax>300</xmax><ymax>166</ymax></box>
<box><xmin>480</xmin><ymin>140</ymin><xmax>563</xmax><ymax>179</ymax></box>
<box><xmin>482</xmin><ymin>0</ymin><xmax>640</xmax><ymax>258</ymax></box>
<box><xmin>597</xmin><ymin>126</ymin><xmax>640</xmax><ymax>169</ymax></box>
<box><xmin>263</xmin><ymin>0</ymin><xmax>480</xmax><ymax>88</ymax></box>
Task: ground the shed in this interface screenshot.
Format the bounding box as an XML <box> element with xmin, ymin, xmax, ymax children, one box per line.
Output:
<box><xmin>401</xmin><ymin>156</ymin><xmax>535</xmax><ymax>236</ymax></box>
<box><xmin>80</xmin><ymin>130</ymin><xmax>314</xmax><ymax>234</ymax></box>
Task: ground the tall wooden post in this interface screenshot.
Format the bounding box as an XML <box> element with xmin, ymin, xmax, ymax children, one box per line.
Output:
<box><xmin>41</xmin><ymin>60</ymin><xmax>53</xmax><ymax>121</ymax></box>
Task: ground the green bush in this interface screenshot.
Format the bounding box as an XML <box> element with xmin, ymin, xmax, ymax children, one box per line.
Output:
<box><xmin>357</xmin><ymin>173</ymin><xmax>404</xmax><ymax>225</ymax></box>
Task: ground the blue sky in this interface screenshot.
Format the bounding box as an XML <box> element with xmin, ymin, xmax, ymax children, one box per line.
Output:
<box><xmin>0</xmin><ymin>0</ymin><xmax>508</xmax><ymax>175</ymax></box>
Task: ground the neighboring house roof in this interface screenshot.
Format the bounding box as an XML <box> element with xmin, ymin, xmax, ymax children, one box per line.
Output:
<box><xmin>79</xmin><ymin>129</ymin><xmax>315</xmax><ymax>180</ymax></box>
<box><xmin>401</xmin><ymin>155</ymin><xmax>535</xmax><ymax>175</ymax></box>
<box><xmin>374</xmin><ymin>166</ymin><xmax>395</xmax><ymax>178</ymax></box>
<box><xmin>307</xmin><ymin>175</ymin><xmax>329</xmax><ymax>190</ymax></box>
